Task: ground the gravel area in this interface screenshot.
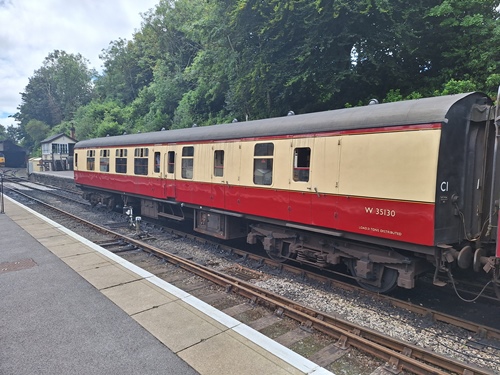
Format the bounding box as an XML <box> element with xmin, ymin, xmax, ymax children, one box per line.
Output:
<box><xmin>252</xmin><ymin>277</ymin><xmax>500</xmax><ymax>374</ymax></box>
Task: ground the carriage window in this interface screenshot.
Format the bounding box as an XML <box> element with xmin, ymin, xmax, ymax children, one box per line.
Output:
<box><xmin>99</xmin><ymin>149</ymin><xmax>110</xmax><ymax>172</ymax></box>
<box><xmin>134</xmin><ymin>147</ymin><xmax>149</xmax><ymax>175</ymax></box>
<box><xmin>253</xmin><ymin>143</ymin><xmax>273</xmax><ymax>185</ymax></box>
<box><xmin>154</xmin><ymin>152</ymin><xmax>161</xmax><ymax>173</ymax></box>
<box><xmin>115</xmin><ymin>148</ymin><xmax>127</xmax><ymax>174</ymax></box>
<box><xmin>167</xmin><ymin>151</ymin><xmax>175</xmax><ymax>174</ymax></box>
<box><xmin>293</xmin><ymin>147</ymin><xmax>310</xmax><ymax>182</ymax></box>
<box><xmin>214</xmin><ymin>150</ymin><xmax>224</xmax><ymax>177</ymax></box>
<box><xmin>75</xmin><ymin>153</ymin><xmax>78</xmax><ymax>168</ymax></box>
<box><xmin>182</xmin><ymin>146</ymin><xmax>194</xmax><ymax>179</ymax></box>
<box><xmin>86</xmin><ymin>150</ymin><xmax>95</xmax><ymax>171</ymax></box>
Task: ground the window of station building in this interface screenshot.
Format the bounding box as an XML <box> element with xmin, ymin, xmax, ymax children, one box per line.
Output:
<box><xmin>134</xmin><ymin>147</ymin><xmax>149</xmax><ymax>175</ymax></box>
<box><xmin>115</xmin><ymin>149</ymin><xmax>127</xmax><ymax>174</ymax></box>
<box><xmin>167</xmin><ymin>151</ymin><xmax>175</xmax><ymax>174</ymax></box>
<box><xmin>52</xmin><ymin>143</ymin><xmax>68</xmax><ymax>154</ymax></box>
<box><xmin>86</xmin><ymin>150</ymin><xmax>95</xmax><ymax>171</ymax></box>
<box><xmin>181</xmin><ymin>146</ymin><xmax>194</xmax><ymax>179</ymax></box>
<box><xmin>99</xmin><ymin>149</ymin><xmax>110</xmax><ymax>172</ymax></box>
<box><xmin>214</xmin><ymin>150</ymin><xmax>224</xmax><ymax>177</ymax></box>
<box><xmin>293</xmin><ymin>147</ymin><xmax>310</xmax><ymax>182</ymax></box>
<box><xmin>253</xmin><ymin>143</ymin><xmax>274</xmax><ymax>186</ymax></box>
<box><xmin>154</xmin><ymin>151</ymin><xmax>161</xmax><ymax>173</ymax></box>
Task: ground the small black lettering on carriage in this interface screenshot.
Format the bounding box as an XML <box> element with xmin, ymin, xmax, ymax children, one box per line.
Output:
<box><xmin>365</xmin><ymin>207</ymin><xmax>396</xmax><ymax>217</ymax></box>
<box><xmin>358</xmin><ymin>226</ymin><xmax>402</xmax><ymax>236</ymax></box>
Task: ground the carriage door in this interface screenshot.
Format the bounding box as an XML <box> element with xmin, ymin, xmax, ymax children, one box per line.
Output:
<box><xmin>165</xmin><ymin>147</ymin><xmax>176</xmax><ymax>198</ymax></box>
<box><xmin>210</xmin><ymin>146</ymin><xmax>226</xmax><ymax>208</ymax></box>
<box><xmin>289</xmin><ymin>139</ymin><xmax>313</xmax><ymax>223</ymax></box>
<box><xmin>310</xmin><ymin>136</ymin><xmax>341</xmax><ymax>228</ymax></box>
<box><xmin>151</xmin><ymin>148</ymin><xmax>162</xmax><ymax>198</ymax></box>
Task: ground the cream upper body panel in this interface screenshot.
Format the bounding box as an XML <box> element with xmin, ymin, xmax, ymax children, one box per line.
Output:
<box><xmin>337</xmin><ymin>129</ymin><xmax>441</xmax><ymax>203</ymax></box>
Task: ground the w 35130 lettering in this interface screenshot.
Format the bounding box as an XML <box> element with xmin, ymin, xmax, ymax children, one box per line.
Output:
<box><xmin>364</xmin><ymin>207</ymin><xmax>396</xmax><ymax>217</ymax></box>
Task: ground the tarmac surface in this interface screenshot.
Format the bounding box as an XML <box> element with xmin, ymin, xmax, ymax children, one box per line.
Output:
<box><xmin>0</xmin><ymin>191</ymin><xmax>333</xmax><ymax>375</ymax></box>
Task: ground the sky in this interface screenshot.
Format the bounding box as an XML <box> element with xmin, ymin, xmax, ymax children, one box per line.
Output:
<box><xmin>0</xmin><ymin>0</ymin><xmax>159</xmax><ymax>128</ymax></box>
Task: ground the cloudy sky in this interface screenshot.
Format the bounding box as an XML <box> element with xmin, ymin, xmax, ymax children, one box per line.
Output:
<box><xmin>0</xmin><ymin>0</ymin><xmax>159</xmax><ymax>128</ymax></box>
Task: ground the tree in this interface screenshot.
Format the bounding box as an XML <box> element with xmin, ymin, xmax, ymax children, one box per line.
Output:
<box><xmin>427</xmin><ymin>0</ymin><xmax>500</xmax><ymax>94</ymax></box>
<box><xmin>96</xmin><ymin>38</ymin><xmax>153</xmax><ymax>104</ymax></box>
<box><xmin>15</xmin><ymin>50</ymin><xmax>95</xmax><ymax>128</ymax></box>
<box><xmin>6</xmin><ymin>125</ymin><xmax>22</xmax><ymax>143</ymax></box>
<box><xmin>24</xmin><ymin>120</ymin><xmax>50</xmax><ymax>151</ymax></box>
<box><xmin>72</xmin><ymin>100</ymin><xmax>130</xmax><ymax>140</ymax></box>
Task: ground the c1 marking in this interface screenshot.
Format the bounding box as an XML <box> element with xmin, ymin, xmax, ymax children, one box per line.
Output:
<box><xmin>440</xmin><ymin>181</ymin><xmax>449</xmax><ymax>192</ymax></box>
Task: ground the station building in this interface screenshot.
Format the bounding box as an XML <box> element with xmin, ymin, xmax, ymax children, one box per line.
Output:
<box><xmin>40</xmin><ymin>133</ymin><xmax>77</xmax><ymax>171</ymax></box>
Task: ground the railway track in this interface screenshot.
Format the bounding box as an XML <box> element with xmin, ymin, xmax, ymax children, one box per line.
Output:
<box><xmin>2</xmin><ymin>174</ymin><xmax>88</xmax><ymax>206</ymax></box>
<box><xmin>3</xmin><ymin>180</ymin><xmax>500</xmax><ymax>374</ymax></box>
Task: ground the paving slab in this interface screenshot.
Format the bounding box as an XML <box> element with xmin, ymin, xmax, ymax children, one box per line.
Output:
<box><xmin>37</xmin><ymin>232</ymin><xmax>81</xmax><ymax>247</ymax></box>
<box><xmin>79</xmin><ymin>262</ymin><xmax>142</xmax><ymax>289</ymax></box>
<box><xmin>101</xmin><ymin>279</ymin><xmax>175</xmax><ymax>315</ymax></box>
<box><xmin>133</xmin><ymin>299</ymin><xmax>226</xmax><ymax>353</ymax></box>
<box><xmin>179</xmin><ymin>328</ymin><xmax>304</xmax><ymax>375</ymax></box>
<box><xmin>45</xmin><ymin>241</ymin><xmax>95</xmax><ymax>258</ymax></box>
<box><xmin>19</xmin><ymin>226</ymin><xmax>64</xmax><ymax>239</ymax></box>
<box><xmin>61</xmin><ymin>251</ymin><xmax>112</xmax><ymax>271</ymax></box>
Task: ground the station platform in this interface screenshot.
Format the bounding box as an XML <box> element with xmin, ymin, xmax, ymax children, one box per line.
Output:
<box><xmin>0</xmin><ymin>195</ymin><xmax>332</xmax><ymax>375</ymax></box>
<box><xmin>33</xmin><ymin>169</ymin><xmax>74</xmax><ymax>179</ymax></box>
<box><xmin>28</xmin><ymin>169</ymin><xmax>74</xmax><ymax>181</ymax></box>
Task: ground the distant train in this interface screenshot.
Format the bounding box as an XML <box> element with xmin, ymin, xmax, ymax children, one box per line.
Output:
<box><xmin>0</xmin><ymin>152</ymin><xmax>5</xmax><ymax>168</ymax></box>
<box><xmin>74</xmin><ymin>92</ymin><xmax>500</xmax><ymax>296</ymax></box>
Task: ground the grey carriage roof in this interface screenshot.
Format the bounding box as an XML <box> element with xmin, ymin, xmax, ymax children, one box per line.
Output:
<box><xmin>75</xmin><ymin>92</ymin><xmax>488</xmax><ymax>149</ymax></box>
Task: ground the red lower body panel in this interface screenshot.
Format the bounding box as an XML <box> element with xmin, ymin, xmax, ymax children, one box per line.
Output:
<box><xmin>75</xmin><ymin>171</ymin><xmax>435</xmax><ymax>246</ymax></box>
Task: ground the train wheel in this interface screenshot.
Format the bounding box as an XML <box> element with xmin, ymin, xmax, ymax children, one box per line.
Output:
<box><xmin>348</xmin><ymin>260</ymin><xmax>398</xmax><ymax>293</ymax></box>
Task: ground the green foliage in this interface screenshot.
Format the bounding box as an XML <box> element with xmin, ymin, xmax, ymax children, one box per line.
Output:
<box><xmin>24</xmin><ymin>119</ymin><xmax>50</xmax><ymax>151</ymax></box>
<box><xmin>440</xmin><ymin>79</ymin><xmax>478</xmax><ymax>95</ymax></box>
<box><xmin>72</xmin><ymin>100</ymin><xmax>129</xmax><ymax>140</ymax></box>
<box><xmin>96</xmin><ymin>38</ymin><xmax>153</xmax><ymax>104</ymax></box>
<box><xmin>15</xmin><ymin>0</ymin><xmax>500</xmax><ymax>141</ymax></box>
<box><xmin>5</xmin><ymin>125</ymin><xmax>22</xmax><ymax>143</ymax></box>
<box><xmin>384</xmin><ymin>89</ymin><xmax>404</xmax><ymax>103</ymax></box>
<box><xmin>50</xmin><ymin>121</ymin><xmax>75</xmax><ymax>139</ymax></box>
<box><xmin>382</xmin><ymin>90</ymin><xmax>422</xmax><ymax>103</ymax></box>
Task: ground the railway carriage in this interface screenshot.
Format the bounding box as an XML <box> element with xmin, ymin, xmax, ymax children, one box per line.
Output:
<box><xmin>74</xmin><ymin>92</ymin><xmax>500</xmax><ymax>295</ymax></box>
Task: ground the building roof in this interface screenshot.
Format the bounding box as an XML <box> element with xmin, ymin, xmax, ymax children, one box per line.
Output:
<box><xmin>0</xmin><ymin>139</ymin><xmax>26</xmax><ymax>152</ymax></box>
<box><xmin>41</xmin><ymin>133</ymin><xmax>78</xmax><ymax>144</ymax></box>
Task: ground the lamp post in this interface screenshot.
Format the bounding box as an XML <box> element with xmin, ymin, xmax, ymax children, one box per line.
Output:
<box><xmin>1</xmin><ymin>172</ymin><xmax>4</xmax><ymax>214</ymax></box>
